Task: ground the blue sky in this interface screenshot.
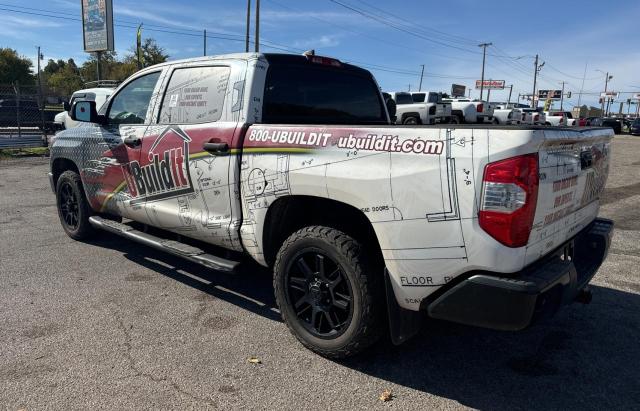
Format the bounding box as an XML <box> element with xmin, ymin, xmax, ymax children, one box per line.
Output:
<box><xmin>2</xmin><ymin>0</ymin><xmax>639</xmax><ymax>110</ymax></box>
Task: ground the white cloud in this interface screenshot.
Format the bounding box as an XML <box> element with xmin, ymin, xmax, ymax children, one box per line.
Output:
<box><xmin>294</xmin><ymin>35</ymin><xmax>342</xmax><ymax>49</ymax></box>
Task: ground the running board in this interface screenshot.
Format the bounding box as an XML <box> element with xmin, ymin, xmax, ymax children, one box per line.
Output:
<box><xmin>88</xmin><ymin>216</ymin><xmax>239</xmax><ymax>273</ymax></box>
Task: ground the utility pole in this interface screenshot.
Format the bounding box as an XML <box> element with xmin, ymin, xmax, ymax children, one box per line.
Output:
<box><xmin>487</xmin><ymin>79</ymin><xmax>492</xmax><ymax>103</ymax></box>
<box><xmin>96</xmin><ymin>51</ymin><xmax>102</xmax><ymax>82</ymax></box>
<box><xmin>478</xmin><ymin>42</ymin><xmax>492</xmax><ymax>101</ymax></box>
<box><xmin>204</xmin><ymin>30</ymin><xmax>207</xmax><ymax>56</ymax></box>
<box><xmin>507</xmin><ymin>84</ymin><xmax>513</xmax><ymax>105</ymax></box>
<box><xmin>559</xmin><ymin>81</ymin><xmax>565</xmax><ymax>110</ymax></box>
<box><xmin>255</xmin><ymin>0</ymin><xmax>260</xmax><ymax>52</ymax></box>
<box><xmin>137</xmin><ymin>24</ymin><xmax>143</xmax><ymax>69</ymax></box>
<box><xmin>245</xmin><ymin>0</ymin><xmax>251</xmax><ymax>52</ymax></box>
<box><xmin>577</xmin><ymin>61</ymin><xmax>587</xmax><ymax>107</ymax></box>
<box><xmin>418</xmin><ymin>64</ymin><xmax>424</xmax><ymax>92</ymax></box>
<box><xmin>532</xmin><ymin>54</ymin><xmax>544</xmax><ymax>108</ymax></box>
<box><xmin>601</xmin><ymin>72</ymin><xmax>611</xmax><ymax>115</ymax></box>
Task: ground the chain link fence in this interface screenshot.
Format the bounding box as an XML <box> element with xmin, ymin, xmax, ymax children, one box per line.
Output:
<box><xmin>0</xmin><ymin>83</ymin><xmax>65</xmax><ymax>148</ymax></box>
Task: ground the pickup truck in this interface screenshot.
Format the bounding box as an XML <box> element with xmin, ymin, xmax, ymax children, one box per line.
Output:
<box><xmin>441</xmin><ymin>96</ymin><xmax>493</xmax><ymax>124</ymax></box>
<box><xmin>49</xmin><ymin>52</ymin><xmax>614</xmax><ymax>358</ymax></box>
<box><xmin>544</xmin><ymin>111</ymin><xmax>566</xmax><ymax>126</ymax></box>
<box><xmin>491</xmin><ymin>104</ymin><xmax>519</xmax><ymax>125</ymax></box>
<box><xmin>387</xmin><ymin>91</ymin><xmax>451</xmax><ymax>125</ymax></box>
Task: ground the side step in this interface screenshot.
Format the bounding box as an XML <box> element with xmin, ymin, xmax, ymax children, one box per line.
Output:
<box><xmin>88</xmin><ymin>216</ymin><xmax>239</xmax><ymax>273</ymax></box>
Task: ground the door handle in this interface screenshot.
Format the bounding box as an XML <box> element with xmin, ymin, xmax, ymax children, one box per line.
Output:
<box><xmin>123</xmin><ymin>135</ymin><xmax>141</xmax><ymax>147</ymax></box>
<box><xmin>203</xmin><ymin>142</ymin><xmax>230</xmax><ymax>155</ymax></box>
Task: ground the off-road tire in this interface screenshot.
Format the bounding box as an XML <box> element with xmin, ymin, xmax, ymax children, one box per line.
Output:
<box><xmin>56</xmin><ymin>170</ymin><xmax>95</xmax><ymax>240</ymax></box>
<box><xmin>273</xmin><ymin>226</ymin><xmax>384</xmax><ymax>359</ymax></box>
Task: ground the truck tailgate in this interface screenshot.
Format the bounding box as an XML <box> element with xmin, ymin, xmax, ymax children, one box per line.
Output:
<box><xmin>525</xmin><ymin>127</ymin><xmax>613</xmax><ymax>264</ymax></box>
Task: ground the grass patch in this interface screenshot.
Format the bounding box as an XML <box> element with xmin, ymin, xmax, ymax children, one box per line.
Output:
<box><xmin>0</xmin><ymin>147</ymin><xmax>50</xmax><ymax>158</ymax></box>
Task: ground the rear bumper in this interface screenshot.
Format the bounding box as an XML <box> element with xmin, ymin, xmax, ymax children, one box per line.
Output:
<box><xmin>424</xmin><ymin>218</ymin><xmax>613</xmax><ymax>331</ymax></box>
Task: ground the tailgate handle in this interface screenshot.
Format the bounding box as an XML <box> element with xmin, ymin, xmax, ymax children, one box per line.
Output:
<box><xmin>580</xmin><ymin>150</ymin><xmax>593</xmax><ymax>169</ymax></box>
<box><xmin>203</xmin><ymin>142</ymin><xmax>230</xmax><ymax>156</ymax></box>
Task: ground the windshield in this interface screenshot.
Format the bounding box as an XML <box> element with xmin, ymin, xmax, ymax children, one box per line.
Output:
<box><xmin>262</xmin><ymin>64</ymin><xmax>386</xmax><ymax>125</ymax></box>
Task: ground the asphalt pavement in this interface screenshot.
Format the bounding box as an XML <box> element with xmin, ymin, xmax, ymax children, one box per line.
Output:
<box><xmin>1</xmin><ymin>137</ymin><xmax>639</xmax><ymax>410</ymax></box>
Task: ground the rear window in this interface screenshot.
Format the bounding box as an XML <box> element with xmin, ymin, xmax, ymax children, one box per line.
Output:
<box><xmin>394</xmin><ymin>93</ymin><xmax>413</xmax><ymax>105</ymax></box>
<box><xmin>262</xmin><ymin>64</ymin><xmax>385</xmax><ymax>125</ymax></box>
<box><xmin>412</xmin><ymin>93</ymin><xmax>425</xmax><ymax>103</ymax></box>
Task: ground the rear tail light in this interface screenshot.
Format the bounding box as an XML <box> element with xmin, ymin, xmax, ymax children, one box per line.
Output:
<box><xmin>476</xmin><ymin>103</ymin><xmax>483</xmax><ymax>113</ymax></box>
<box><xmin>534</xmin><ymin>114</ymin><xmax>539</xmax><ymax>121</ymax></box>
<box><xmin>479</xmin><ymin>154</ymin><xmax>539</xmax><ymax>247</ymax></box>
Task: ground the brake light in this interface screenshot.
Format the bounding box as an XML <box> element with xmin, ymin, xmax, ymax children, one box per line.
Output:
<box><xmin>479</xmin><ymin>154</ymin><xmax>539</xmax><ymax>247</ymax></box>
<box><xmin>307</xmin><ymin>55</ymin><xmax>341</xmax><ymax>67</ymax></box>
<box><xmin>476</xmin><ymin>103</ymin><xmax>483</xmax><ymax>113</ymax></box>
<box><xmin>534</xmin><ymin>114</ymin><xmax>539</xmax><ymax>121</ymax></box>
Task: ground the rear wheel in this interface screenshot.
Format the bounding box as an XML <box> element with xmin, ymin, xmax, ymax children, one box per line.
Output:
<box><xmin>450</xmin><ymin>115</ymin><xmax>461</xmax><ymax>124</ymax></box>
<box><xmin>403</xmin><ymin>116</ymin><xmax>419</xmax><ymax>125</ymax></box>
<box><xmin>274</xmin><ymin>226</ymin><xmax>384</xmax><ymax>359</ymax></box>
<box><xmin>56</xmin><ymin>170</ymin><xmax>95</xmax><ymax>240</ymax></box>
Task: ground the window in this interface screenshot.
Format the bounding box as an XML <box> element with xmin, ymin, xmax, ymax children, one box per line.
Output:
<box><xmin>412</xmin><ymin>93</ymin><xmax>425</xmax><ymax>103</ymax></box>
<box><xmin>262</xmin><ymin>64</ymin><xmax>385</xmax><ymax>125</ymax></box>
<box><xmin>158</xmin><ymin>66</ymin><xmax>230</xmax><ymax>124</ymax></box>
<box><xmin>107</xmin><ymin>72</ymin><xmax>161</xmax><ymax>125</ymax></box>
<box><xmin>427</xmin><ymin>93</ymin><xmax>440</xmax><ymax>103</ymax></box>
<box><xmin>394</xmin><ymin>93</ymin><xmax>413</xmax><ymax>105</ymax></box>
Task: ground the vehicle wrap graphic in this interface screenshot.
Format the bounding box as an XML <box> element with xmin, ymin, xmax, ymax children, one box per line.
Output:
<box><xmin>122</xmin><ymin>126</ymin><xmax>194</xmax><ymax>205</ymax></box>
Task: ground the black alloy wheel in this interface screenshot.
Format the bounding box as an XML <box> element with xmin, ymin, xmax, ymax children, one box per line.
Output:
<box><xmin>285</xmin><ymin>250</ymin><xmax>353</xmax><ymax>338</ymax></box>
<box><xmin>58</xmin><ymin>181</ymin><xmax>80</xmax><ymax>230</ymax></box>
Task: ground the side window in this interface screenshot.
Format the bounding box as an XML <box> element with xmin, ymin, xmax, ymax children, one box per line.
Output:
<box><xmin>107</xmin><ymin>72</ymin><xmax>161</xmax><ymax>125</ymax></box>
<box><xmin>158</xmin><ymin>66</ymin><xmax>230</xmax><ymax>124</ymax></box>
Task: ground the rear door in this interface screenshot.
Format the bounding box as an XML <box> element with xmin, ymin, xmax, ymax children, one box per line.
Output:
<box><xmin>134</xmin><ymin>61</ymin><xmax>246</xmax><ymax>251</ymax></box>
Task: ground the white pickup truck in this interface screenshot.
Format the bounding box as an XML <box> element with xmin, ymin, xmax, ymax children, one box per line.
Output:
<box><xmin>54</xmin><ymin>87</ymin><xmax>114</xmax><ymax>130</ymax></box>
<box><xmin>544</xmin><ymin>111</ymin><xmax>566</xmax><ymax>126</ymax></box>
<box><xmin>49</xmin><ymin>53</ymin><xmax>613</xmax><ymax>358</ymax></box>
<box><xmin>491</xmin><ymin>104</ymin><xmax>519</xmax><ymax>125</ymax></box>
<box><xmin>442</xmin><ymin>96</ymin><xmax>493</xmax><ymax>124</ymax></box>
<box><xmin>387</xmin><ymin>91</ymin><xmax>451</xmax><ymax>125</ymax></box>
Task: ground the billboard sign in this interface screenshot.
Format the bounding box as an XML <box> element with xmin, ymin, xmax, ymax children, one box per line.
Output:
<box><xmin>82</xmin><ymin>0</ymin><xmax>114</xmax><ymax>52</ymax></box>
<box><xmin>538</xmin><ymin>89</ymin><xmax>562</xmax><ymax>100</ymax></box>
<box><xmin>451</xmin><ymin>84</ymin><xmax>466</xmax><ymax>97</ymax></box>
<box><xmin>475</xmin><ymin>80</ymin><xmax>505</xmax><ymax>89</ymax></box>
<box><xmin>600</xmin><ymin>91</ymin><xmax>619</xmax><ymax>99</ymax></box>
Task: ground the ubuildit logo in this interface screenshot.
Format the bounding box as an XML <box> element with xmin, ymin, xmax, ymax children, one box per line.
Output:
<box><xmin>122</xmin><ymin>127</ymin><xmax>194</xmax><ymax>204</ymax></box>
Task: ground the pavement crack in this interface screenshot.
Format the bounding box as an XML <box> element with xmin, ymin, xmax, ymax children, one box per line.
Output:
<box><xmin>111</xmin><ymin>308</ymin><xmax>217</xmax><ymax>407</ymax></box>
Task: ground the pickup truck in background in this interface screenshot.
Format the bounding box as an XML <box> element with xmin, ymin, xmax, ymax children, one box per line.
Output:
<box><xmin>545</xmin><ymin>111</ymin><xmax>567</xmax><ymax>126</ymax></box>
<box><xmin>550</xmin><ymin>110</ymin><xmax>576</xmax><ymax>126</ymax></box>
<box><xmin>441</xmin><ymin>96</ymin><xmax>493</xmax><ymax>124</ymax></box>
<box><xmin>49</xmin><ymin>53</ymin><xmax>614</xmax><ymax>358</ymax></box>
<box><xmin>408</xmin><ymin>91</ymin><xmax>453</xmax><ymax>123</ymax></box>
<box><xmin>521</xmin><ymin>107</ymin><xmax>546</xmax><ymax>125</ymax></box>
<box><xmin>54</xmin><ymin>87</ymin><xmax>114</xmax><ymax>130</ymax></box>
<box><xmin>387</xmin><ymin>91</ymin><xmax>451</xmax><ymax>125</ymax></box>
<box><xmin>491</xmin><ymin>104</ymin><xmax>519</xmax><ymax>125</ymax></box>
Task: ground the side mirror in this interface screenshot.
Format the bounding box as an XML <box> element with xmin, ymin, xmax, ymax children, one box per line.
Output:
<box><xmin>70</xmin><ymin>100</ymin><xmax>103</xmax><ymax>124</ymax></box>
<box><xmin>63</xmin><ymin>101</ymin><xmax>70</xmax><ymax>112</ymax></box>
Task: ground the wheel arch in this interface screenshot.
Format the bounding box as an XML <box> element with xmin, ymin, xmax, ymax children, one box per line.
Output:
<box><xmin>51</xmin><ymin>157</ymin><xmax>80</xmax><ymax>187</ymax></box>
<box><xmin>261</xmin><ymin>195</ymin><xmax>384</xmax><ymax>269</ymax></box>
<box><xmin>400</xmin><ymin>112</ymin><xmax>422</xmax><ymax>124</ymax></box>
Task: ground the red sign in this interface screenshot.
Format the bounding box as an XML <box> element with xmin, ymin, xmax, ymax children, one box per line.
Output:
<box><xmin>475</xmin><ymin>80</ymin><xmax>505</xmax><ymax>90</ymax></box>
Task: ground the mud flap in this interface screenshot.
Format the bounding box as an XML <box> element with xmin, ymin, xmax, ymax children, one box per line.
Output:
<box><xmin>384</xmin><ymin>268</ymin><xmax>423</xmax><ymax>345</ymax></box>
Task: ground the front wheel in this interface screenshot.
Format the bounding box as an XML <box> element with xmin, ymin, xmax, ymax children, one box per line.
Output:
<box><xmin>56</xmin><ymin>170</ymin><xmax>95</xmax><ymax>240</ymax></box>
<box><xmin>274</xmin><ymin>226</ymin><xmax>384</xmax><ymax>359</ymax></box>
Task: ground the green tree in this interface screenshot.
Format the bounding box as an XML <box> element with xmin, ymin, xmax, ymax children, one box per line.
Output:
<box><xmin>47</xmin><ymin>59</ymin><xmax>84</xmax><ymax>96</ymax></box>
<box><xmin>0</xmin><ymin>48</ymin><xmax>35</xmax><ymax>85</ymax></box>
<box><xmin>127</xmin><ymin>38</ymin><xmax>169</xmax><ymax>68</ymax></box>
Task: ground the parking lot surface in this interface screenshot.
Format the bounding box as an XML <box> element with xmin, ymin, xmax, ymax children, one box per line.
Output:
<box><xmin>1</xmin><ymin>137</ymin><xmax>639</xmax><ymax>410</ymax></box>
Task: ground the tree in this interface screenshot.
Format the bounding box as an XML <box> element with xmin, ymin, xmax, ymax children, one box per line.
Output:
<box><xmin>127</xmin><ymin>38</ymin><xmax>169</xmax><ymax>68</ymax></box>
<box><xmin>47</xmin><ymin>59</ymin><xmax>84</xmax><ymax>96</ymax></box>
<box><xmin>0</xmin><ymin>48</ymin><xmax>35</xmax><ymax>85</ymax></box>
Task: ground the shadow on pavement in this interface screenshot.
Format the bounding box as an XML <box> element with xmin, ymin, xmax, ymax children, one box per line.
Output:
<box><xmin>90</xmin><ymin>233</ymin><xmax>639</xmax><ymax>409</ymax></box>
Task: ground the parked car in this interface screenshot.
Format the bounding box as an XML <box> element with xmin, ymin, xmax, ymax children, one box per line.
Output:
<box><xmin>387</xmin><ymin>91</ymin><xmax>451</xmax><ymax>125</ymax></box>
<box><xmin>544</xmin><ymin>111</ymin><xmax>566</xmax><ymax>126</ymax></box>
<box><xmin>520</xmin><ymin>108</ymin><xmax>546</xmax><ymax>125</ymax></box>
<box><xmin>50</xmin><ymin>52</ymin><xmax>614</xmax><ymax>358</ymax></box>
<box><xmin>54</xmin><ymin>87</ymin><xmax>114</xmax><ymax>130</ymax></box>
<box><xmin>601</xmin><ymin>117</ymin><xmax>623</xmax><ymax>134</ymax></box>
<box><xmin>441</xmin><ymin>97</ymin><xmax>493</xmax><ymax>124</ymax></box>
<box><xmin>630</xmin><ymin>118</ymin><xmax>640</xmax><ymax>135</ymax></box>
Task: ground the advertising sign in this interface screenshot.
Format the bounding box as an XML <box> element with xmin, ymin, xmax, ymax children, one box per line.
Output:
<box><xmin>600</xmin><ymin>91</ymin><xmax>619</xmax><ymax>99</ymax></box>
<box><xmin>82</xmin><ymin>0</ymin><xmax>114</xmax><ymax>52</ymax></box>
<box><xmin>475</xmin><ymin>80</ymin><xmax>505</xmax><ymax>89</ymax></box>
<box><xmin>538</xmin><ymin>89</ymin><xmax>562</xmax><ymax>100</ymax></box>
<box><xmin>451</xmin><ymin>84</ymin><xmax>466</xmax><ymax>97</ymax></box>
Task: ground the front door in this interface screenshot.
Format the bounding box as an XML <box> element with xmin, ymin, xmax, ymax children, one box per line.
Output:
<box><xmin>81</xmin><ymin>71</ymin><xmax>164</xmax><ymax>221</ymax></box>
